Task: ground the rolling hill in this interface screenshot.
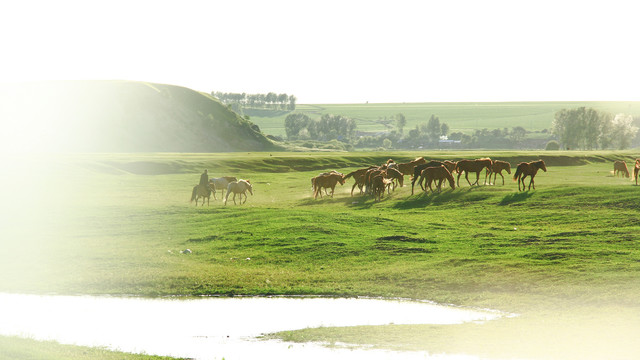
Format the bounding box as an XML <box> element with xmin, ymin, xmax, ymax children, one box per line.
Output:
<box><xmin>0</xmin><ymin>80</ymin><xmax>279</xmax><ymax>153</ymax></box>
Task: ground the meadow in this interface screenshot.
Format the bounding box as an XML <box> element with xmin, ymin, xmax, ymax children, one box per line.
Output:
<box><xmin>1</xmin><ymin>150</ymin><xmax>640</xmax><ymax>359</ymax></box>
<box><xmin>246</xmin><ymin>101</ymin><xmax>640</xmax><ymax>137</ymax></box>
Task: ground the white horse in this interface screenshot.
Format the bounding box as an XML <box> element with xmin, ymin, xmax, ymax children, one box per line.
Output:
<box><xmin>209</xmin><ymin>176</ymin><xmax>237</xmax><ymax>199</ymax></box>
<box><xmin>224</xmin><ymin>179</ymin><xmax>253</xmax><ymax>205</ymax></box>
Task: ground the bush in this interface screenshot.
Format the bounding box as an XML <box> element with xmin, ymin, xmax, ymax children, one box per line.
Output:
<box><xmin>545</xmin><ymin>140</ymin><xmax>560</xmax><ymax>150</ymax></box>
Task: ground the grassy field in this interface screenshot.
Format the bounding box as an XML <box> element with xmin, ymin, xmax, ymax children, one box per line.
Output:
<box><xmin>246</xmin><ymin>101</ymin><xmax>640</xmax><ymax>137</ymax></box>
<box><xmin>2</xmin><ymin>150</ymin><xmax>640</xmax><ymax>359</ymax></box>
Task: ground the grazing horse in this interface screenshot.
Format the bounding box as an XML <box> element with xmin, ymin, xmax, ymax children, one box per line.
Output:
<box><xmin>614</xmin><ymin>160</ymin><xmax>630</xmax><ymax>178</ymax></box>
<box><xmin>313</xmin><ymin>172</ymin><xmax>346</xmax><ymax>199</ymax></box>
<box><xmin>634</xmin><ymin>159</ymin><xmax>640</xmax><ymax>185</ymax></box>
<box><xmin>411</xmin><ymin>160</ymin><xmax>445</xmax><ymax>195</ymax></box>
<box><xmin>487</xmin><ymin>160</ymin><xmax>512</xmax><ymax>185</ymax></box>
<box><xmin>191</xmin><ymin>183</ymin><xmax>216</xmax><ymax>206</ymax></box>
<box><xmin>344</xmin><ymin>166</ymin><xmax>377</xmax><ymax>196</ymax></box>
<box><xmin>513</xmin><ymin>160</ymin><xmax>547</xmax><ymax>191</ymax></box>
<box><xmin>455</xmin><ymin>158</ymin><xmax>492</xmax><ymax>187</ymax></box>
<box><xmin>421</xmin><ymin>165</ymin><xmax>456</xmax><ymax>193</ymax></box>
<box><xmin>224</xmin><ymin>179</ymin><xmax>253</xmax><ymax>205</ymax></box>
<box><xmin>210</xmin><ymin>176</ymin><xmax>238</xmax><ymax>199</ymax></box>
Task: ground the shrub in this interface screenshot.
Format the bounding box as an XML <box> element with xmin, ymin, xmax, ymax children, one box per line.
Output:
<box><xmin>545</xmin><ymin>140</ymin><xmax>560</xmax><ymax>150</ymax></box>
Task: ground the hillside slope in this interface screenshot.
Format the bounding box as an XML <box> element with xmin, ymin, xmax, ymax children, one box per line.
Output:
<box><xmin>0</xmin><ymin>81</ymin><xmax>279</xmax><ymax>152</ymax></box>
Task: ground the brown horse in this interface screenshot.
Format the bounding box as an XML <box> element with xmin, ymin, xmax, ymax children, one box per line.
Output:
<box><xmin>421</xmin><ymin>165</ymin><xmax>456</xmax><ymax>193</ymax></box>
<box><xmin>411</xmin><ymin>160</ymin><xmax>445</xmax><ymax>195</ymax></box>
<box><xmin>385</xmin><ymin>167</ymin><xmax>404</xmax><ymax>190</ymax></box>
<box><xmin>312</xmin><ymin>171</ymin><xmax>343</xmax><ymax>196</ymax></box>
<box><xmin>614</xmin><ymin>160</ymin><xmax>630</xmax><ymax>178</ymax></box>
<box><xmin>371</xmin><ymin>174</ymin><xmax>393</xmax><ymax>201</ymax></box>
<box><xmin>344</xmin><ymin>166</ymin><xmax>377</xmax><ymax>196</ymax></box>
<box><xmin>487</xmin><ymin>160</ymin><xmax>512</xmax><ymax>185</ymax></box>
<box><xmin>634</xmin><ymin>159</ymin><xmax>640</xmax><ymax>185</ymax></box>
<box><xmin>313</xmin><ymin>172</ymin><xmax>346</xmax><ymax>199</ymax></box>
<box><xmin>443</xmin><ymin>160</ymin><xmax>457</xmax><ymax>175</ymax></box>
<box><xmin>397</xmin><ymin>157</ymin><xmax>427</xmax><ymax>176</ymax></box>
<box><xmin>455</xmin><ymin>158</ymin><xmax>492</xmax><ymax>186</ymax></box>
<box><xmin>513</xmin><ymin>160</ymin><xmax>547</xmax><ymax>191</ymax></box>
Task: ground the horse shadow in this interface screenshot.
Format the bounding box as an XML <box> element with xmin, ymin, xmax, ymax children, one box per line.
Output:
<box><xmin>499</xmin><ymin>191</ymin><xmax>534</xmax><ymax>205</ymax></box>
<box><xmin>392</xmin><ymin>189</ymin><xmax>466</xmax><ymax>209</ymax></box>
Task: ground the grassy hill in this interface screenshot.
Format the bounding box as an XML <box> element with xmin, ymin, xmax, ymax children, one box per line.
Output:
<box><xmin>246</xmin><ymin>101</ymin><xmax>640</xmax><ymax>137</ymax></box>
<box><xmin>0</xmin><ymin>80</ymin><xmax>279</xmax><ymax>153</ymax></box>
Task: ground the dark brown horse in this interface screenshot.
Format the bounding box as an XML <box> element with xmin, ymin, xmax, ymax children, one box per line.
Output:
<box><xmin>421</xmin><ymin>165</ymin><xmax>456</xmax><ymax>193</ymax></box>
<box><xmin>455</xmin><ymin>158</ymin><xmax>492</xmax><ymax>186</ymax></box>
<box><xmin>344</xmin><ymin>166</ymin><xmax>376</xmax><ymax>196</ymax></box>
<box><xmin>411</xmin><ymin>160</ymin><xmax>445</xmax><ymax>195</ymax></box>
<box><xmin>614</xmin><ymin>160</ymin><xmax>630</xmax><ymax>178</ymax></box>
<box><xmin>513</xmin><ymin>160</ymin><xmax>547</xmax><ymax>191</ymax></box>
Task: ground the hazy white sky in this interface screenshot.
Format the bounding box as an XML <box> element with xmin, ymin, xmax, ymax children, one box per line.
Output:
<box><xmin>2</xmin><ymin>0</ymin><xmax>639</xmax><ymax>103</ymax></box>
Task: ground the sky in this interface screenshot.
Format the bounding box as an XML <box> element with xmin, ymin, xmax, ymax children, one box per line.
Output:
<box><xmin>1</xmin><ymin>0</ymin><xmax>639</xmax><ymax>104</ymax></box>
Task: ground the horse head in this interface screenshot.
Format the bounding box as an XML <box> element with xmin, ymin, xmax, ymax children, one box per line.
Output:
<box><xmin>538</xmin><ymin>160</ymin><xmax>547</xmax><ymax>172</ymax></box>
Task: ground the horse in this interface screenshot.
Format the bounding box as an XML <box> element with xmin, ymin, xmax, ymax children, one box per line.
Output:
<box><xmin>344</xmin><ymin>166</ymin><xmax>377</xmax><ymax>196</ymax></box>
<box><xmin>634</xmin><ymin>159</ymin><xmax>640</xmax><ymax>185</ymax></box>
<box><xmin>371</xmin><ymin>174</ymin><xmax>393</xmax><ymax>201</ymax></box>
<box><xmin>191</xmin><ymin>183</ymin><xmax>216</xmax><ymax>206</ymax></box>
<box><xmin>487</xmin><ymin>160</ymin><xmax>512</xmax><ymax>185</ymax></box>
<box><xmin>613</xmin><ymin>160</ymin><xmax>630</xmax><ymax>178</ymax></box>
<box><xmin>313</xmin><ymin>172</ymin><xmax>346</xmax><ymax>199</ymax></box>
<box><xmin>210</xmin><ymin>176</ymin><xmax>238</xmax><ymax>199</ymax></box>
<box><xmin>397</xmin><ymin>157</ymin><xmax>427</xmax><ymax>180</ymax></box>
<box><xmin>384</xmin><ymin>167</ymin><xmax>404</xmax><ymax>190</ymax></box>
<box><xmin>410</xmin><ymin>160</ymin><xmax>445</xmax><ymax>195</ymax></box>
<box><xmin>421</xmin><ymin>165</ymin><xmax>456</xmax><ymax>193</ymax></box>
<box><xmin>312</xmin><ymin>171</ymin><xmax>343</xmax><ymax>196</ymax></box>
<box><xmin>513</xmin><ymin>160</ymin><xmax>547</xmax><ymax>191</ymax></box>
<box><xmin>224</xmin><ymin>179</ymin><xmax>253</xmax><ymax>205</ymax></box>
<box><xmin>443</xmin><ymin>160</ymin><xmax>457</xmax><ymax>175</ymax></box>
<box><xmin>455</xmin><ymin>158</ymin><xmax>492</xmax><ymax>187</ymax></box>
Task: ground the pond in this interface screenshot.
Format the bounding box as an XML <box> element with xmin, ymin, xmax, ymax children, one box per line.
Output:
<box><xmin>0</xmin><ymin>293</ymin><xmax>506</xmax><ymax>360</ymax></box>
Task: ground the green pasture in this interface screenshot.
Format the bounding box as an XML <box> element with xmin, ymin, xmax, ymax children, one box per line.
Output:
<box><xmin>246</xmin><ymin>101</ymin><xmax>640</xmax><ymax>137</ymax></box>
<box><xmin>1</xmin><ymin>150</ymin><xmax>640</xmax><ymax>359</ymax></box>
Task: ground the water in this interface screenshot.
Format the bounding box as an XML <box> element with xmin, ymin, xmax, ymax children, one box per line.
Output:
<box><xmin>0</xmin><ymin>293</ymin><xmax>504</xmax><ymax>360</ymax></box>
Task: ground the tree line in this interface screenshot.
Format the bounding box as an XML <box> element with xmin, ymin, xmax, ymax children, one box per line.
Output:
<box><xmin>281</xmin><ymin>107</ymin><xmax>638</xmax><ymax>151</ymax></box>
<box><xmin>212</xmin><ymin>91</ymin><xmax>296</xmax><ymax>111</ymax></box>
<box><xmin>285</xmin><ymin>113</ymin><xmax>357</xmax><ymax>141</ymax></box>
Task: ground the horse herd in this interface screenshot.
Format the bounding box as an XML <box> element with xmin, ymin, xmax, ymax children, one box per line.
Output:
<box><xmin>191</xmin><ymin>176</ymin><xmax>253</xmax><ymax>206</ymax></box>
<box><xmin>190</xmin><ymin>157</ymin><xmax>639</xmax><ymax>206</ymax></box>
<box><xmin>311</xmin><ymin>157</ymin><xmax>548</xmax><ymax>201</ymax></box>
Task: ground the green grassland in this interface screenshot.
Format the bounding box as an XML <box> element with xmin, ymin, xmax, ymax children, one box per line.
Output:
<box><xmin>2</xmin><ymin>151</ymin><xmax>640</xmax><ymax>359</ymax></box>
<box><xmin>246</xmin><ymin>101</ymin><xmax>640</xmax><ymax>137</ymax></box>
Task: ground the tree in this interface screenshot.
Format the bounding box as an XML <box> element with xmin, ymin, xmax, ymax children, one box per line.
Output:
<box><xmin>510</xmin><ymin>126</ymin><xmax>527</xmax><ymax>144</ymax></box>
<box><xmin>395</xmin><ymin>113</ymin><xmax>407</xmax><ymax>134</ymax></box>
<box><xmin>440</xmin><ymin>123</ymin><xmax>450</xmax><ymax>137</ymax></box>
<box><xmin>382</xmin><ymin>138</ymin><xmax>392</xmax><ymax>149</ymax></box>
<box><xmin>426</xmin><ymin>115</ymin><xmax>441</xmax><ymax>145</ymax></box>
<box><xmin>610</xmin><ymin>113</ymin><xmax>639</xmax><ymax>149</ymax></box>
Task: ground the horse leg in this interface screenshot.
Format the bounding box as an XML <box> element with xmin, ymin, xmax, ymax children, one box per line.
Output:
<box><xmin>529</xmin><ymin>177</ymin><xmax>535</xmax><ymax>190</ymax></box>
<box><xmin>499</xmin><ymin>172</ymin><xmax>505</xmax><ymax>185</ymax></box>
<box><xmin>465</xmin><ymin>171</ymin><xmax>472</xmax><ymax>186</ymax></box>
<box><xmin>351</xmin><ymin>183</ymin><xmax>357</xmax><ymax>196</ymax></box>
<box><xmin>330</xmin><ymin>185</ymin><xmax>335</xmax><ymax>198</ymax></box>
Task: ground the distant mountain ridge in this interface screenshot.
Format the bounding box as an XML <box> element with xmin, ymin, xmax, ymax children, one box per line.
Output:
<box><xmin>0</xmin><ymin>80</ymin><xmax>279</xmax><ymax>152</ymax></box>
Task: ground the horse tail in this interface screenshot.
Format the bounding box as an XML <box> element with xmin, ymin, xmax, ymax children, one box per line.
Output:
<box><xmin>191</xmin><ymin>186</ymin><xmax>197</xmax><ymax>202</ymax></box>
<box><xmin>513</xmin><ymin>165</ymin><xmax>523</xmax><ymax>181</ymax></box>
